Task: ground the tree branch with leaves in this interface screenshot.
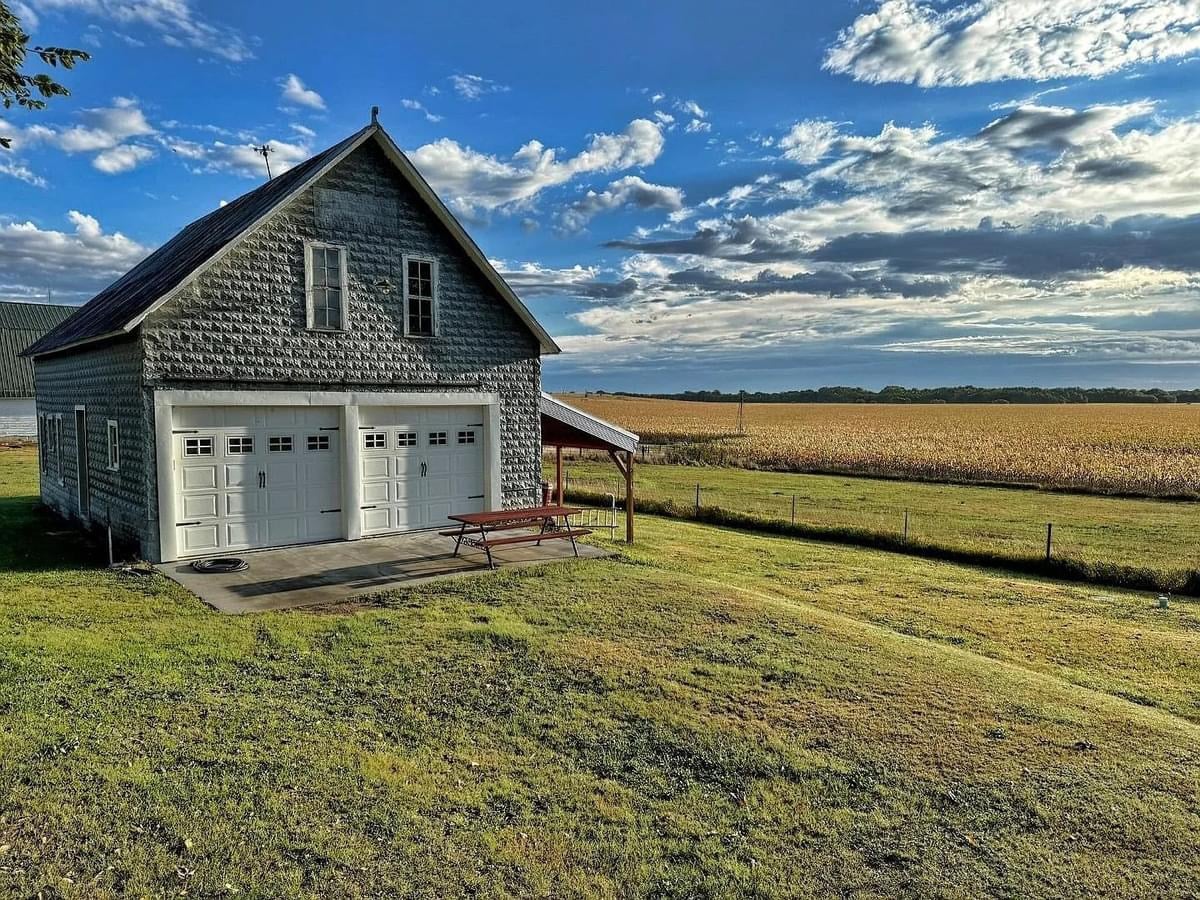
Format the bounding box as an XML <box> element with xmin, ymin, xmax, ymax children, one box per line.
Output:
<box><xmin>1</xmin><ymin>0</ymin><xmax>90</xmax><ymax>149</ymax></box>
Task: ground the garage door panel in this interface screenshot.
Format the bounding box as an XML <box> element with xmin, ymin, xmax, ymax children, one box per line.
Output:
<box><xmin>180</xmin><ymin>524</ymin><xmax>220</xmax><ymax>553</ymax></box>
<box><xmin>224</xmin><ymin>464</ymin><xmax>255</xmax><ymax>488</ymax></box>
<box><xmin>182</xmin><ymin>494</ymin><xmax>218</xmax><ymax>519</ymax></box>
<box><xmin>225</xmin><ymin>492</ymin><xmax>260</xmax><ymax>517</ymax></box>
<box><xmin>358</xmin><ymin>404</ymin><xmax>487</xmax><ymax>536</ymax></box>
<box><xmin>173</xmin><ymin>405</ymin><xmax>342</xmax><ymax>557</ymax></box>
<box><xmin>361</xmin><ymin>456</ymin><xmax>389</xmax><ymax>478</ymax></box>
<box><xmin>182</xmin><ymin>466</ymin><xmax>217</xmax><ymax>490</ymax></box>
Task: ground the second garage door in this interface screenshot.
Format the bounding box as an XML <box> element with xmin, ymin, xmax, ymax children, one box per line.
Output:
<box><xmin>359</xmin><ymin>406</ymin><xmax>486</xmax><ymax>535</ymax></box>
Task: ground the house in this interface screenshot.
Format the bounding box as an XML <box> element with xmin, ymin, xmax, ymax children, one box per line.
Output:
<box><xmin>23</xmin><ymin>114</ymin><xmax>577</xmax><ymax>564</ymax></box>
<box><xmin>0</xmin><ymin>302</ymin><xmax>76</xmax><ymax>437</ymax></box>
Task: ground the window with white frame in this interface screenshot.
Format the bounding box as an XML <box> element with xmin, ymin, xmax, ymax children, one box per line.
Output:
<box><xmin>184</xmin><ymin>436</ymin><xmax>213</xmax><ymax>457</ymax></box>
<box><xmin>405</xmin><ymin>257</ymin><xmax>436</xmax><ymax>336</ymax></box>
<box><xmin>268</xmin><ymin>435</ymin><xmax>293</xmax><ymax>453</ymax></box>
<box><xmin>397</xmin><ymin>431</ymin><xmax>417</xmax><ymax>447</ymax></box>
<box><xmin>307</xmin><ymin>243</ymin><xmax>347</xmax><ymax>331</ymax></box>
<box><xmin>457</xmin><ymin>430</ymin><xmax>476</xmax><ymax>445</ymax></box>
<box><xmin>227</xmin><ymin>436</ymin><xmax>254</xmax><ymax>454</ymax></box>
<box><xmin>106</xmin><ymin>419</ymin><xmax>120</xmax><ymax>471</ymax></box>
<box><xmin>306</xmin><ymin>434</ymin><xmax>331</xmax><ymax>451</ymax></box>
<box><xmin>428</xmin><ymin>431</ymin><xmax>447</xmax><ymax>446</ymax></box>
<box><xmin>363</xmin><ymin>432</ymin><xmax>386</xmax><ymax>450</ymax></box>
<box><xmin>54</xmin><ymin>416</ymin><xmax>64</xmax><ymax>480</ymax></box>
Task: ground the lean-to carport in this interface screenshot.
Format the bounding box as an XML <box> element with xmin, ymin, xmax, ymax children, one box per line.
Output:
<box><xmin>539</xmin><ymin>393</ymin><xmax>639</xmax><ymax>544</ymax></box>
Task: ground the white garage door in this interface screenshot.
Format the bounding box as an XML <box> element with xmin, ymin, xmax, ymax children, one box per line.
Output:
<box><xmin>359</xmin><ymin>406</ymin><xmax>486</xmax><ymax>536</ymax></box>
<box><xmin>174</xmin><ymin>406</ymin><xmax>342</xmax><ymax>556</ymax></box>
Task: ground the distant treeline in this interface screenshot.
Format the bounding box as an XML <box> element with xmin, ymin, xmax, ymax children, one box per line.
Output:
<box><xmin>595</xmin><ymin>386</ymin><xmax>1200</xmax><ymax>404</ymax></box>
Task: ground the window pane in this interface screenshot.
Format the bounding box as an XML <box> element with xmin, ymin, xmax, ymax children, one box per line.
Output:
<box><xmin>326</xmin><ymin>248</ymin><xmax>340</xmax><ymax>269</ymax></box>
<box><xmin>327</xmin><ymin>308</ymin><xmax>341</xmax><ymax>330</ymax></box>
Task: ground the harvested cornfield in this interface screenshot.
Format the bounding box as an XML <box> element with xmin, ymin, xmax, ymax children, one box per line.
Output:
<box><xmin>563</xmin><ymin>396</ymin><xmax>1200</xmax><ymax>497</ymax></box>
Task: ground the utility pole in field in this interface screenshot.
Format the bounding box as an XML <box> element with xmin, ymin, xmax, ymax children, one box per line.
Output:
<box><xmin>736</xmin><ymin>389</ymin><xmax>746</xmax><ymax>434</ymax></box>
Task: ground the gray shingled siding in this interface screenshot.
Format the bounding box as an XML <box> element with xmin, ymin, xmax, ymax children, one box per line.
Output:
<box><xmin>142</xmin><ymin>140</ymin><xmax>542</xmax><ymax>506</ymax></box>
<box><xmin>33</xmin><ymin>335</ymin><xmax>150</xmax><ymax>553</ymax></box>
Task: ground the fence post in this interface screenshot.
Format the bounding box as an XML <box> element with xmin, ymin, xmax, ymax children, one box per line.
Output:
<box><xmin>791</xmin><ymin>494</ymin><xmax>796</xmax><ymax>524</ymax></box>
<box><xmin>1045</xmin><ymin>522</ymin><xmax>1053</xmax><ymax>561</ymax></box>
<box><xmin>695</xmin><ymin>483</ymin><xmax>701</xmax><ymax>515</ymax></box>
<box><xmin>903</xmin><ymin>510</ymin><xmax>909</xmax><ymax>542</ymax></box>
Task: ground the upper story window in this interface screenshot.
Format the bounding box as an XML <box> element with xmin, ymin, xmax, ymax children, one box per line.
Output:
<box><xmin>306</xmin><ymin>243</ymin><xmax>347</xmax><ymax>331</ymax></box>
<box><xmin>404</xmin><ymin>256</ymin><xmax>437</xmax><ymax>337</ymax></box>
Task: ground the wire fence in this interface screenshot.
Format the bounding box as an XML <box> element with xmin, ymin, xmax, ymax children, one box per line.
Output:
<box><xmin>558</xmin><ymin>469</ymin><xmax>1200</xmax><ymax>596</ymax></box>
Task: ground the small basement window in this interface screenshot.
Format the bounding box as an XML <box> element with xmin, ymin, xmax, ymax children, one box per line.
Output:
<box><xmin>307</xmin><ymin>243</ymin><xmax>347</xmax><ymax>331</ymax></box>
<box><xmin>227</xmin><ymin>436</ymin><xmax>254</xmax><ymax>455</ymax></box>
<box><xmin>363</xmin><ymin>432</ymin><xmax>387</xmax><ymax>450</ymax></box>
<box><xmin>106</xmin><ymin>419</ymin><xmax>120</xmax><ymax>471</ymax></box>
<box><xmin>397</xmin><ymin>431</ymin><xmax>417</xmax><ymax>447</ymax></box>
<box><xmin>184</xmin><ymin>436</ymin><xmax>213</xmax><ymax>457</ymax></box>
<box><xmin>269</xmin><ymin>436</ymin><xmax>293</xmax><ymax>453</ymax></box>
<box><xmin>404</xmin><ymin>256</ymin><xmax>436</xmax><ymax>336</ymax></box>
<box><xmin>428</xmin><ymin>431</ymin><xmax>447</xmax><ymax>446</ymax></box>
<box><xmin>306</xmin><ymin>435</ymin><xmax>330</xmax><ymax>451</ymax></box>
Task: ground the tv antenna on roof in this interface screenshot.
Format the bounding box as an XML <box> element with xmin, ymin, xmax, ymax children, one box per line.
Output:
<box><xmin>254</xmin><ymin>144</ymin><xmax>273</xmax><ymax>180</ymax></box>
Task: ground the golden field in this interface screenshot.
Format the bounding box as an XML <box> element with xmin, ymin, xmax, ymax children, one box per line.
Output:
<box><xmin>564</xmin><ymin>395</ymin><xmax>1200</xmax><ymax>497</ymax></box>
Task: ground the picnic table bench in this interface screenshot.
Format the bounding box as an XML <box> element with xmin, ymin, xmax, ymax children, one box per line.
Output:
<box><xmin>441</xmin><ymin>505</ymin><xmax>590</xmax><ymax>569</ymax></box>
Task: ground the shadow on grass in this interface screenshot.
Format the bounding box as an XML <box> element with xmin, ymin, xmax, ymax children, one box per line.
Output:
<box><xmin>0</xmin><ymin>495</ymin><xmax>107</xmax><ymax>572</ymax></box>
<box><xmin>567</xmin><ymin>488</ymin><xmax>1199</xmax><ymax>598</ymax></box>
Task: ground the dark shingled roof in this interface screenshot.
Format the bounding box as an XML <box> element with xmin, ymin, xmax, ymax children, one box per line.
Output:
<box><xmin>0</xmin><ymin>302</ymin><xmax>77</xmax><ymax>396</ymax></box>
<box><xmin>23</xmin><ymin>126</ymin><xmax>371</xmax><ymax>358</ymax></box>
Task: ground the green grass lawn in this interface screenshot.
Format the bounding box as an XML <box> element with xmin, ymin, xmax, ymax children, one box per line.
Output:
<box><xmin>2</xmin><ymin>447</ymin><xmax>1200</xmax><ymax>898</ymax></box>
<box><xmin>556</xmin><ymin>458</ymin><xmax>1200</xmax><ymax>589</ymax></box>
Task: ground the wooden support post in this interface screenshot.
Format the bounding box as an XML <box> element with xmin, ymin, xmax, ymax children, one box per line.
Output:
<box><xmin>1045</xmin><ymin>522</ymin><xmax>1053</xmax><ymax>561</ymax></box>
<box><xmin>791</xmin><ymin>494</ymin><xmax>796</xmax><ymax>524</ymax></box>
<box><xmin>903</xmin><ymin>510</ymin><xmax>909</xmax><ymax>542</ymax></box>
<box><xmin>555</xmin><ymin>445</ymin><xmax>564</xmax><ymax>506</ymax></box>
<box><xmin>625</xmin><ymin>449</ymin><xmax>634</xmax><ymax>545</ymax></box>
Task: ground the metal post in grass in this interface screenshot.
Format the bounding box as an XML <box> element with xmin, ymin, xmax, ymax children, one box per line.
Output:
<box><xmin>791</xmin><ymin>494</ymin><xmax>796</xmax><ymax>524</ymax></box>
<box><xmin>903</xmin><ymin>510</ymin><xmax>909</xmax><ymax>543</ymax></box>
<box><xmin>695</xmin><ymin>483</ymin><xmax>701</xmax><ymax>515</ymax></box>
<box><xmin>1045</xmin><ymin>522</ymin><xmax>1053</xmax><ymax>561</ymax></box>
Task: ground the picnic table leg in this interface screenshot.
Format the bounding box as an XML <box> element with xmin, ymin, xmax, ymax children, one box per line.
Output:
<box><xmin>536</xmin><ymin>515</ymin><xmax>551</xmax><ymax>547</ymax></box>
<box><xmin>567</xmin><ymin>518</ymin><xmax>579</xmax><ymax>558</ymax></box>
<box><xmin>480</xmin><ymin>526</ymin><xmax>496</xmax><ymax>569</ymax></box>
<box><xmin>452</xmin><ymin>521</ymin><xmax>467</xmax><ymax>557</ymax></box>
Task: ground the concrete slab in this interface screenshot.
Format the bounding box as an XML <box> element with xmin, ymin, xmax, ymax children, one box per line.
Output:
<box><xmin>155</xmin><ymin>530</ymin><xmax>610</xmax><ymax>613</ymax></box>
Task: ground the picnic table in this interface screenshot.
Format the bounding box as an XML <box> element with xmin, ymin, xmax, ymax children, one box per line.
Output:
<box><xmin>441</xmin><ymin>505</ymin><xmax>590</xmax><ymax>569</ymax></box>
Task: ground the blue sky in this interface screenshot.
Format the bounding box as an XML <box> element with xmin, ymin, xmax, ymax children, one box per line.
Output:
<box><xmin>3</xmin><ymin>0</ymin><xmax>1200</xmax><ymax>392</ymax></box>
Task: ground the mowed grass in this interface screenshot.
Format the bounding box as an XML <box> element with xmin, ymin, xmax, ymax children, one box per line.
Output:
<box><xmin>1</xmin><ymin>447</ymin><xmax>1200</xmax><ymax>898</ymax></box>
<box><xmin>558</xmin><ymin>459</ymin><xmax>1200</xmax><ymax>589</ymax></box>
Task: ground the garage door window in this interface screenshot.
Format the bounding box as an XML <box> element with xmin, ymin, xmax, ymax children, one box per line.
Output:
<box><xmin>364</xmin><ymin>432</ymin><xmax>386</xmax><ymax>449</ymax></box>
<box><xmin>185</xmin><ymin>437</ymin><xmax>213</xmax><ymax>456</ymax></box>
<box><xmin>457</xmin><ymin>430</ymin><xmax>476</xmax><ymax>444</ymax></box>
<box><xmin>227</xmin><ymin>436</ymin><xmax>254</xmax><ymax>454</ymax></box>
<box><xmin>307</xmin><ymin>435</ymin><xmax>330</xmax><ymax>451</ymax></box>
<box><xmin>269</xmin><ymin>436</ymin><xmax>293</xmax><ymax>453</ymax></box>
<box><xmin>397</xmin><ymin>431</ymin><xmax>417</xmax><ymax>447</ymax></box>
<box><xmin>428</xmin><ymin>431</ymin><xmax>447</xmax><ymax>446</ymax></box>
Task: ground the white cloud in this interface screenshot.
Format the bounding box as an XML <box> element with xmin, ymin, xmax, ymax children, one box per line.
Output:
<box><xmin>407</xmin><ymin>118</ymin><xmax>666</xmax><ymax>215</ymax></box>
<box><xmin>779</xmin><ymin>119</ymin><xmax>840</xmax><ymax>164</ymax></box>
<box><xmin>92</xmin><ymin>143</ymin><xmax>156</xmax><ymax>173</ymax></box>
<box><xmin>0</xmin><ymin>158</ymin><xmax>47</xmax><ymax>188</ymax></box>
<box><xmin>675</xmin><ymin>99</ymin><xmax>707</xmax><ymax>119</ymax></box>
<box><xmin>685</xmin><ymin>118</ymin><xmax>711</xmax><ymax>134</ymax></box>
<box><xmin>560</xmin><ymin>176</ymin><xmax>684</xmax><ymax>231</ymax></box>
<box><xmin>28</xmin><ymin>0</ymin><xmax>255</xmax><ymax>61</ymax></box>
<box><xmin>278</xmin><ymin>74</ymin><xmax>325</xmax><ymax>111</ymax></box>
<box><xmin>825</xmin><ymin>0</ymin><xmax>1200</xmax><ymax>86</ymax></box>
<box><xmin>400</xmin><ymin>98</ymin><xmax>443</xmax><ymax>123</ymax></box>
<box><xmin>450</xmin><ymin>73</ymin><xmax>509</xmax><ymax>101</ymax></box>
<box><xmin>167</xmin><ymin>135</ymin><xmax>312</xmax><ymax>178</ymax></box>
<box><xmin>6</xmin><ymin>97</ymin><xmax>158</xmax><ymax>174</ymax></box>
<box><xmin>653</xmin><ymin>110</ymin><xmax>676</xmax><ymax>127</ymax></box>
<box><xmin>0</xmin><ymin>210</ymin><xmax>150</xmax><ymax>303</ymax></box>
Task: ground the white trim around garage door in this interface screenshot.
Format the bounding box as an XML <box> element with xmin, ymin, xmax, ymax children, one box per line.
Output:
<box><xmin>154</xmin><ymin>390</ymin><xmax>502</xmax><ymax>562</ymax></box>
